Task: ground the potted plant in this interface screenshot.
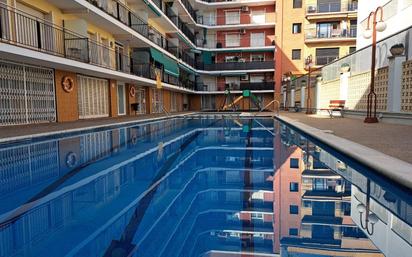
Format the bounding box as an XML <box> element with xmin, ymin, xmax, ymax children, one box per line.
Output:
<box><xmin>390</xmin><ymin>43</ymin><xmax>405</xmax><ymax>56</ymax></box>
<box><xmin>340</xmin><ymin>63</ymin><xmax>350</xmax><ymax>73</ymax></box>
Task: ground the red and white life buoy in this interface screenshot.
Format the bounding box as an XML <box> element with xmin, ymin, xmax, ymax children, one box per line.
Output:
<box><xmin>130</xmin><ymin>86</ymin><xmax>136</xmax><ymax>97</ymax></box>
<box><xmin>62</xmin><ymin>76</ymin><xmax>75</xmax><ymax>93</ymax></box>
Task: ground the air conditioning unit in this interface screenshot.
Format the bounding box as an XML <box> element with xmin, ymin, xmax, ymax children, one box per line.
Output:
<box><xmin>240</xmin><ymin>29</ymin><xmax>246</xmax><ymax>35</ymax></box>
<box><xmin>241</xmin><ymin>6</ymin><xmax>249</xmax><ymax>12</ymax></box>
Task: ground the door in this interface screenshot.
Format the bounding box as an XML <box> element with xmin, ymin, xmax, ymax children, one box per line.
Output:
<box><xmin>135</xmin><ymin>87</ymin><xmax>146</xmax><ymax>114</ymax></box>
<box><xmin>251</xmin><ymin>10</ymin><xmax>265</xmax><ymax>24</ymax></box>
<box><xmin>250</xmin><ymin>32</ymin><xmax>265</xmax><ymax>47</ymax></box>
<box><xmin>117</xmin><ymin>83</ymin><xmax>126</xmax><ymax>115</ymax></box>
<box><xmin>77</xmin><ymin>75</ymin><xmax>109</xmax><ymax>119</ymax></box>
<box><xmin>115</xmin><ymin>43</ymin><xmax>124</xmax><ymax>71</ymax></box>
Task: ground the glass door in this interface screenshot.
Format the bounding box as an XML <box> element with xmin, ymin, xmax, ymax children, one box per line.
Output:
<box><xmin>117</xmin><ymin>83</ymin><xmax>126</xmax><ymax>116</ymax></box>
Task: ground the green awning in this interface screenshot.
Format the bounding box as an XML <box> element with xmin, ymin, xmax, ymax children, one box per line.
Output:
<box><xmin>143</xmin><ymin>0</ymin><xmax>161</xmax><ymax>17</ymax></box>
<box><xmin>179</xmin><ymin>63</ymin><xmax>196</xmax><ymax>75</ymax></box>
<box><xmin>150</xmin><ymin>48</ymin><xmax>179</xmax><ymax>77</ymax></box>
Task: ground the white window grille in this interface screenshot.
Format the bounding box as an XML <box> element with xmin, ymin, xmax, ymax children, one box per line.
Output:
<box><xmin>0</xmin><ymin>60</ymin><xmax>56</xmax><ymax>126</ymax></box>
<box><xmin>251</xmin><ymin>10</ymin><xmax>266</xmax><ymax>24</ymax></box>
<box><xmin>250</xmin><ymin>32</ymin><xmax>265</xmax><ymax>47</ymax></box>
<box><xmin>171</xmin><ymin>92</ymin><xmax>177</xmax><ymax>112</ymax></box>
<box><xmin>77</xmin><ymin>75</ymin><xmax>109</xmax><ymax>119</ymax></box>
<box><xmin>151</xmin><ymin>88</ymin><xmax>163</xmax><ymax>113</ymax></box>
<box><xmin>225</xmin><ymin>10</ymin><xmax>240</xmax><ymax>25</ymax></box>
<box><xmin>135</xmin><ymin>87</ymin><xmax>146</xmax><ymax>114</ymax></box>
<box><xmin>225</xmin><ymin>33</ymin><xmax>240</xmax><ymax>47</ymax></box>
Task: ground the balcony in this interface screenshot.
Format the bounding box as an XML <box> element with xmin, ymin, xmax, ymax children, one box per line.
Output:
<box><xmin>0</xmin><ymin>4</ymin><xmax>196</xmax><ymax>90</ymax></box>
<box><xmin>196</xmin><ymin>38</ymin><xmax>276</xmax><ymax>49</ymax></box>
<box><xmin>198</xmin><ymin>60</ymin><xmax>275</xmax><ymax>71</ymax></box>
<box><xmin>305</xmin><ymin>27</ymin><xmax>357</xmax><ymax>43</ymax></box>
<box><xmin>240</xmin><ymin>82</ymin><xmax>274</xmax><ymax>90</ymax></box>
<box><xmin>306</xmin><ymin>1</ymin><xmax>358</xmax><ymax>19</ymax></box>
<box><xmin>197</xmin><ymin>12</ymin><xmax>276</xmax><ymax>28</ymax></box>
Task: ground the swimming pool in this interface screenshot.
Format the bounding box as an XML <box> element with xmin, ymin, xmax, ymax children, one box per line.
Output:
<box><xmin>0</xmin><ymin>115</ymin><xmax>410</xmax><ymax>257</ymax></box>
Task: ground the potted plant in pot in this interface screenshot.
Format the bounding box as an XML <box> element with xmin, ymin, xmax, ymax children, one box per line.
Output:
<box><xmin>390</xmin><ymin>43</ymin><xmax>405</xmax><ymax>56</ymax></box>
<box><xmin>340</xmin><ymin>63</ymin><xmax>350</xmax><ymax>73</ymax></box>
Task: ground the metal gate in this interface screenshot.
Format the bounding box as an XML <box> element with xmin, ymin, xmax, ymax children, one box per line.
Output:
<box><xmin>0</xmin><ymin>60</ymin><xmax>56</xmax><ymax>126</ymax></box>
<box><xmin>77</xmin><ymin>75</ymin><xmax>109</xmax><ymax>119</ymax></box>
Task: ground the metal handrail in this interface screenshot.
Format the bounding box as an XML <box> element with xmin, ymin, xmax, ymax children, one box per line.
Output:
<box><xmin>257</xmin><ymin>99</ymin><xmax>280</xmax><ymax>116</ymax></box>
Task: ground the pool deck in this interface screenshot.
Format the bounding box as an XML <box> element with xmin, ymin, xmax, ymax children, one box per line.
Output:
<box><xmin>277</xmin><ymin>112</ymin><xmax>412</xmax><ymax>164</ymax></box>
<box><xmin>0</xmin><ymin>112</ymin><xmax>194</xmax><ymax>143</ymax></box>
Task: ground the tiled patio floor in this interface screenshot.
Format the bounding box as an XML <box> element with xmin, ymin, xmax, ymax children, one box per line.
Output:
<box><xmin>280</xmin><ymin>112</ymin><xmax>412</xmax><ymax>164</ymax></box>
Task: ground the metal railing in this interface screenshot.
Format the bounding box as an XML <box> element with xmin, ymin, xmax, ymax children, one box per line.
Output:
<box><xmin>240</xmin><ymin>82</ymin><xmax>274</xmax><ymax>90</ymax></box>
<box><xmin>196</xmin><ymin>37</ymin><xmax>275</xmax><ymax>48</ymax></box>
<box><xmin>305</xmin><ymin>28</ymin><xmax>357</xmax><ymax>40</ymax></box>
<box><xmin>0</xmin><ymin>3</ymin><xmax>199</xmax><ymax>90</ymax></box>
<box><xmin>180</xmin><ymin>0</ymin><xmax>197</xmax><ymax>21</ymax></box>
<box><xmin>198</xmin><ymin>60</ymin><xmax>275</xmax><ymax>71</ymax></box>
<box><xmin>198</xmin><ymin>12</ymin><xmax>276</xmax><ymax>26</ymax></box>
<box><xmin>306</xmin><ymin>1</ymin><xmax>358</xmax><ymax>14</ymax></box>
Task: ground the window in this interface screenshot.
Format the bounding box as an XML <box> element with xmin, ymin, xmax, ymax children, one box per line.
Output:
<box><xmin>349</xmin><ymin>46</ymin><xmax>356</xmax><ymax>53</ymax></box>
<box><xmin>290</xmin><ymin>182</ymin><xmax>299</xmax><ymax>192</ymax></box>
<box><xmin>290</xmin><ymin>205</ymin><xmax>299</xmax><ymax>214</ymax></box>
<box><xmin>303</xmin><ymin>200</ymin><xmax>312</xmax><ymax>208</ymax></box>
<box><xmin>293</xmin><ymin>0</ymin><xmax>302</xmax><ymax>8</ymax></box>
<box><xmin>226</xmin><ymin>34</ymin><xmax>240</xmax><ymax>47</ymax></box>
<box><xmin>251</xmin><ymin>10</ymin><xmax>266</xmax><ymax>24</ymax></box>
<box><xmin>250</xmin><ymin>75</ymin><xmax>265</xmax><ymax>83</ymax></box>
<box><xmin>292</xmin><ymin>49</ymin><xmax>301</xmax><ymax>60</ymax></box>
<box><xmin>251</xmin><ymin>212</ymin><xmax>264</xmax><ymax>220</ymax></box>
<box><xmin>250</xmin><ymin>32</ymin><xmax>265</xmax><ymax>47</ymax></box>
<box><xmin>290</xmin><ymin>158</ymin><xmax>299</xmax><ymax>168</ymax></box>
<box><xmin>289</xmin><ymin>228</ymin><xmax>298</xmax><ymax>236</ymax></box>
<box><xmin>316</xmin><ymin>22</ymin><xmax>340</xmax><ymax>38</ymax></box>
<box><xmin>251</xmin><ymin>54</ymin><xmax>264</xmax><ymax>62</ymax></box>
<box><xmin>318</xmin><ymin>0</ymin><xmax>341</xmax><ymax>13</ymax></box>
<box><xmin>292</xmin><ymin>23</ymin><xmax>302</xmax><ymax>34</ymax></box>
<box><xmin>225</xmin><ymin>11</ymin><xmax>240</xmax><ymax>25</ymax></box>
<box><xmin>315</xmin><ymin>48</ymin><xmax>339</xmax><ymax>65</ymax></box>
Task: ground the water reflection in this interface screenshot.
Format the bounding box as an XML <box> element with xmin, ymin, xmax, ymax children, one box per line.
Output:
<box><xmin>0</xmin><ymin>116</ymin><xmax>410</xmax><ymax>257</ymax></box>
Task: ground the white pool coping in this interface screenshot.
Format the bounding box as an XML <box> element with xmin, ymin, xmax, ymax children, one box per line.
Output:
<box><xmin>278</xmin><ymin>115</ymin><xmax>412</xmax><ymax>190</ymax></box>
<box><xmin>0</xmin><ymin>112</ymin><xmax>197</xmax><ymax>144</ymax></box>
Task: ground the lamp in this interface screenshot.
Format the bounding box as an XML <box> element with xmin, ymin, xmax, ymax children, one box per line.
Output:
<box><xmin>363</xmin><ymin>6</ymin><xmax>386</xmax><ymax>123</ymax></box>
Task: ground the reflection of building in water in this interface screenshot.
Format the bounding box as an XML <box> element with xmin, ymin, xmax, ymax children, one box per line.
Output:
<box><xmin>275</xmin><ymin>123</ymin><xmax>383</xmax><ymax>256</ymax></box>
<box><xmin>0</xmin><ymin>141</ymin><xmax>59</xmax><ymax>195</ymax></box>
<box><xmin>351</xmin><ymin>177</ymin><xmax>412</xmax><ymax>257</ymax></box>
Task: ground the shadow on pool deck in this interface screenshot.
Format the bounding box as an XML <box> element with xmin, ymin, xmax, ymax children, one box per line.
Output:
<box><xmin>0</xmin><ymin>112</ymin><xmax>193</xmax><ymax>140</ymax></box>
<box><xmin>279</xmin><ymin>112</ymin><xmax>412</xmax><ymax>164</ymax></box>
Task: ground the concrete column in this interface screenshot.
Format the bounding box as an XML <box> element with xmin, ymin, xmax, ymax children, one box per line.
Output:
<box><xmin>300</xmin><ymin>86</ymin><xmax>306</xmax><ymax>108</ymax></box>
<box><xmin>315</xmin><ymin>76</ymin><xmax>322</xmax><ymax>113</ymax></box>
<box><xmin>340</xmin><ymin>71</ymin><xmax>350</xmax><ymax>101</ymax></box>
<box><xmin>290</xmin><ymin>89</ymin><xmax>295</xmax><ymax>108</ymax></box>
<box><xmin>387</xmin><ymin>55</ymin><xmax>406</xmax><ymax>113</ymax></box>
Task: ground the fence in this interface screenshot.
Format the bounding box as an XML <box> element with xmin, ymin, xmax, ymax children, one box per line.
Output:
<box><xmin>282</xmin><ymin>25</ymin><xmax>412</xmax><ymax>117</ymax></box>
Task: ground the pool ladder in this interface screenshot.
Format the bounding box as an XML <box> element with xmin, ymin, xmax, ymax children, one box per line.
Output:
<box><xmin>255</xmin><ymin>99</ymin><xmax>280</xmax><ymax>117</ymax></box>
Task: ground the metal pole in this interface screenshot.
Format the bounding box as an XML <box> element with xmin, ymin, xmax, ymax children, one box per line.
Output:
<box><xmin>306</xmin><ymin>67</ymin><xmax>311</xmax><ymax>114</ymax></box>
<box><xmin>364</xmin><ymin>7</ymin><xmax>382</xmax><ymax>123</ymax></box>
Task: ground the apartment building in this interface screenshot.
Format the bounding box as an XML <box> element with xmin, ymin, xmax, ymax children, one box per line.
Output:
<box><xmin>275</xmin><ymin>0</ymin><xmax>358</xmax><ymax>91</ymax></box>
<box><xmin>0</xmin><ymin>0</ymin><xmax>276</xmax><ymax>126</ymax></box>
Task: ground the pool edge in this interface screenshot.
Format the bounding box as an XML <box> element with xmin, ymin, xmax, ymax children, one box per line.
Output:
<box><xmin>277</xmin><ymin>115</ymin><xmax>412</xmax><ymax>190</ymax></box>
<box><xmin>0</xmin><ymin>112</ymin><xmax>198</xmax><ymax>144</ymax></box>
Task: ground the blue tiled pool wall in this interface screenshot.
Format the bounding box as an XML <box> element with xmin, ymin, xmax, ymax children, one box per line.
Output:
<box><xmin>0</xmin><ymin>117</ymin><xmax>275</xmax><ymax>257</ymax></box>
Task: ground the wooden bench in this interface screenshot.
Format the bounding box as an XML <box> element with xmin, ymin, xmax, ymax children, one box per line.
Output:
<box><xmin>320</xmin><ymin>100</ymin><xmax>345</xmax><ymax>118</ymax></box>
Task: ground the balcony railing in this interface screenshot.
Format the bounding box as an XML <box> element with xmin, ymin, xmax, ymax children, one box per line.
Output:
<box><xmin>198</xmin><ymin>60</ymin><xmax>275</xmax><ymax>71</ymax></box>
<box><xmin>197</xmin><ymin>12</ymin><xmax>276</xmax><ymax>26</ymax></box>
<box><xmin>212</xmin><ymin>81</ymin><xmax>274</xmax><ymax>91</ymax></box>
<box><xmin>196</xmin><ymin>37</ymin><xmax>275</xmax><ymax>48</ymax></box>
<box><xmin>305</xmin><ymin>28</ymin><xmax>357</xmax><ymax>40</ymax></box>
<box><xmin>0</xmin><ymin>3</ymin><xmax>196</xmax><ymax>90</ymax></box>
<box><xmin>180</xmin><ymin>0</ymin><xmax>197</xmax><ymax>21</ymax></box>
<box><xmin>306</xmin><ymin>1</ymin><xmax>358</xmax><ymax>14</ymax></box>
<box><xmin>240</xmin><ymin>82</ymin><xmax>274</xmax><ymax>90</ymax></box>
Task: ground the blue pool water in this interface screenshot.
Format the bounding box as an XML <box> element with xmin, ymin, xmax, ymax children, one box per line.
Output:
<box><xmin>0</xmin><ymin>115</ymin><xmax>411</xmax><ymax>257</ymax></box>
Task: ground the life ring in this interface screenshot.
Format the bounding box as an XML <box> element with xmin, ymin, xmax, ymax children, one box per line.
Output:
<box><xmin>130</xmin><ymin>86</ymin><xmax>136</xmax><ymax>97</ymax></box>
<box><xmin>66</xmin><ymin>152</ymin><xmax>77</xmax><ymax>168</ymax></box>
<box><xmin>62</xmin><ymin>76</ymin><xmax>74</xmax><ymax>93</ymax></box>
